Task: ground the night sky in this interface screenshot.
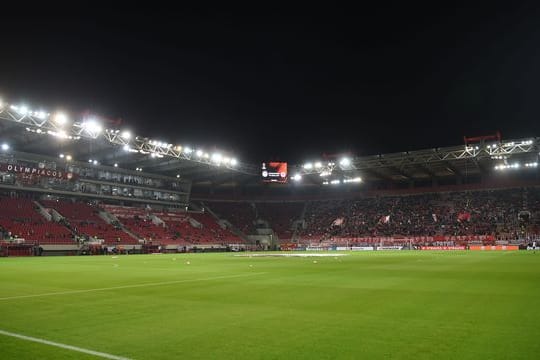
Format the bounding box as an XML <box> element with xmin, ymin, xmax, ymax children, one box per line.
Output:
<box><xmin>1</xmin><ymin>4</ymin><xmax>540</xmax><ymax>164</ymax></box>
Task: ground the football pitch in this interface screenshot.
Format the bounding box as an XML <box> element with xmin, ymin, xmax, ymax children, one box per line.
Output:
<box><xmin>1</xmin><ymin>251</ymin><xmax>539</xmax><ymax>359</ymax></box>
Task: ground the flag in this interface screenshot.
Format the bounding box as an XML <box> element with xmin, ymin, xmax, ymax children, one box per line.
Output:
<box><xmin>379</xmin><ymin>215</ymin><xmax>390</xmax><ymax>224</ymax></box>
<box><xmin>457</xmin><ymin>211</ymin><xmax>471</xmax><ymax>222</ymax></box>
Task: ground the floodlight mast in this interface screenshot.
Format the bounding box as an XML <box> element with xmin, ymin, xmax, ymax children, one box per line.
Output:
<box><xmin>0</xmin><ymin>101</ymin><xmax>258</xmax><ymax>175</ymax></box>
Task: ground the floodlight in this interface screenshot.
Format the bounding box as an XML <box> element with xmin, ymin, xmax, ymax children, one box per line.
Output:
<box><xmin>93</xmin><ymin>160</ymin><xmax>98</xmax><ymax>165</ymax></box>
<box><xmin>184</xmin><ymin>147</ymin><xmax>193</xmax><ymax>154</ymax></box>
<box><xmin>230</xmin><ymin>158</ymin><xmax>238</xmax><ymax>166</ymax></box>
<box><xmin>340</xmin><ymin>157</ymin><xmax>351</xmax><ymax>167</ymax></box>
<box><xmin>1</xmin><ymin>143</ymin><xmax>9</xmax><ymax>151</ymax></box>
<box><xmin>314</xmin><ymin>162</ymin><xmax>322</xmax><ymax>168</ymax></box>
<box><xmin>196</xmin><ymin>150</ymin><xmax>203</xmax><ymax>157</ymax></box>
<box><xmin>292</xmin><ymin>174</ymin><xmax>302</xmax><ymax>181</ymax></box>
<box><xmin>82</xmin><ymin>119</ymin><xmax>102</xmax><ymax>134</ymax></box>
<box><xmin>212</xmin><ymin>153</ymin><xmax>222</xmax><ymax>163</ymax></box>
<box><xmin>120</xmin><ymin>130</ymin><xmax>131</xmax><ymax>140</ymax></box>
<box><xmin>66</xmin><ymin>155</ymin><xmax>72</xmax><ymax>161</ymax></box>
<box><xmin>114</xmin><ymin>163</ymin><xmax>118</xmax><ymax>167</ymax></box>
<box><xmin>304</xmin><ymin>163</ymin><xmax>313</xmax><ymax>170</ymax></box>
<box><xmin>34</xmin><ymin>111</ymin><xmax>47</xmax><ymax>119</ymax></box>
<box><xmin>18</xmin><ymin>105</ymin><xmax>29</xmax><ymax>115</ymax></box>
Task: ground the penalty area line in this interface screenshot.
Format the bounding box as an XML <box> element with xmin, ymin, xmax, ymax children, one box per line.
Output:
<box><xmin>0</xmin><ymin>272</ymin><xmax>268</xmax><ymax>301</ymax></box>
<box><xmin>0</xmin><ymin>329</ymin><xmax>132</xmax><ymax>360</ymax></box>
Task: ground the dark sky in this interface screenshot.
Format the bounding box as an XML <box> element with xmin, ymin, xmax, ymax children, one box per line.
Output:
<box><xmin>1</xmin><ymin>4</ymin><xmax>540</xmax><ymax>164</ymax></box>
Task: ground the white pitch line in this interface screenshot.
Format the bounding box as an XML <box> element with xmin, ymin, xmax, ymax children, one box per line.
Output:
<box><xmin>0</xmin><ymin>329</ymin><xmax>132</xmax><ymax>360</ymax></box>
<box><xmin>0</xmin><ymin>272</ymin><xmax>267</xmax><ymax>301</ymax></box>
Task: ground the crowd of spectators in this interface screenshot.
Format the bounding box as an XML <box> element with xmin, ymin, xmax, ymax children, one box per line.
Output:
<box><xmin>297</xmin><ymin>188</ymin><xmax>538</xmax><ymax>241</ymax></box>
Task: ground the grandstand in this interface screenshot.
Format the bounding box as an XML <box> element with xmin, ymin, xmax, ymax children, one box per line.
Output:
<box><xmin>0</xmin><ymin>98</ymin><xmax>540</xmax><ymax>255</ymax></box>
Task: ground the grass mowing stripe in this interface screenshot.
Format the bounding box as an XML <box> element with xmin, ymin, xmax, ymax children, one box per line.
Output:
<box><xmin>0</xmin><ymin>272</ymin><xmax>267</xmax><ymax>301</ymax></box>
<box><xmin>0</xmin><ymin>329</ymin><xmax>132</xmax><ymax>360</ymax></box>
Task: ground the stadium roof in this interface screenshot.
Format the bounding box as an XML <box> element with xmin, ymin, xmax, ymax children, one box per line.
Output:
<box><xmin>1</xmin><ymin>100</ymin><xmax>539</xmax><ymax>189</ymax></box>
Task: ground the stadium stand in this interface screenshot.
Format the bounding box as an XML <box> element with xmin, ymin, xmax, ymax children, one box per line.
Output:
<box><xmin>294</xmin><ymin>187</ymin><xmax>538</xmax><ymax>245</ymax></box>
<box><xmin>0</xmin><ymin>196</ymin><xmax>74</xmax><ymax>244</ymax></box>
<box><xmin>203</xmin><ymin>201</ymin><xmax>256</xmax><ymax>234</ymax></box>
<box><xmin>101</xmin><ymin>204</ymin><xmax>177</xmax><ymax>244</ymax></box>
<box><xmin>254</xmin><ymin>202</ymin><xmax>304</xmax><ymax>241</ymax></box>
<box><xmin>41</xmin><ymin>199</ymin><xmax>139</xmax><ymax>245</ymax></box>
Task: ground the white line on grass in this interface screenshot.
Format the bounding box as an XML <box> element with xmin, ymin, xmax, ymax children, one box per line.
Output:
<box><xmin>0</xmin><ymin>272</ymin><xmax>267</xmax><ymax>301</ymax></box>
<box><xmin>0</xmin><ymin>329</ymin><xmax>132</xmax><ymax>360</ymax></box>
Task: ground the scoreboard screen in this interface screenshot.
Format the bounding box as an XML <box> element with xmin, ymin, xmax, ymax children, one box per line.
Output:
<box><xmin>261</xmin><ymin>162</ymin><xmax>288</xmax><ymax>183</ymax></box>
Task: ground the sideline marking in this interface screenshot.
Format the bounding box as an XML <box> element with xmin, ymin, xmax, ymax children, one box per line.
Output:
<box><xmin>0</xmin><ymin>329</ymin><xmax>132</xmax><ymax>360</ymax></box>
<box><xmin>0</xmin><ymin>272</ymin><xmax>267</xmax><ymax>301</ymax></box>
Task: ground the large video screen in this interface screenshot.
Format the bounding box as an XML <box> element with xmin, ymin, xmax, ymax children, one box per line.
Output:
<box><xmin>261</xmin><ymin>162</ymin><xmax>288</xmax><ymax>183</ymax></box>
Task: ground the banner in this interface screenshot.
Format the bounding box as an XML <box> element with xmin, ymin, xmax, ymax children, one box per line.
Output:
<box><xmin>420</xmin><ymin>246</ymin><xmax>466</xmax><ymax>250</ymax></box>
<box><xmin>376</xmin><ymin>246</ymin><xmax>403</xmax><ymax>250</ymax></box>
<box><xmin>336</xmin><ymin>246</ymin><xmax>374</xmax><ymax>251</ymax></box>
<box><xmin>469</xmin><ymin>245</ymin><xmax>518</xmax><ymax>251</ymax></box>
<box><xmin>0</xmin><ymin>163</ymin><xmax>77</xmax><ymax>180</ymax></box>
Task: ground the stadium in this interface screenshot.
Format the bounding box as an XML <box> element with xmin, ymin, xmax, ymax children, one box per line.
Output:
<box><xmin>1</xmin><ymin>96</ymin><xmax>539</xmax><ymax>359</ymax></box>
<box><xmin>2</xmin><ymin>6</ymin><xmax>540</xmax><ymax>360</ymax></box>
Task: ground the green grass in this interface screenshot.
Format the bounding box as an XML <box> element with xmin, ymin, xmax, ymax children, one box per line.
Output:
<box><xmin>1</xmin><ymin>251</ymin><xmax>539</xmax><ymax>359</ymax></box>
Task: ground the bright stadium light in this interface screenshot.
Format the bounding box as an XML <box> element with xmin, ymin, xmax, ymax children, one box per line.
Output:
<box><xmin>34</xmin><ymin>110</ymin><xmax>48</xmax><ymax>120</ymax></box>
<box><xmin>304</xmin><ymin>163</ymin><xmax>313</xmax><ymax>170</ymax></box>
<box><xmin>82</xmin><ymin>118</ymin><xmax>102</xmax><ymax>134</ymax></box>
<box><xmin>340</xmin><ymin>157</ymin><xmax>351</xmax><ymax>167</ymax></box>
<box><xmin>330</xmin><ymin>179</ymin><xmax>341</xmax><ymax>185</ymax></box>
<box><xmin>0</xmin><ymin>98</ymin><xmax>3</xmax><ymax>108</ymax></box>
<box><xmin>184</xmin><ymin>147</ymin><xmax>193</xmax><ymax>154</ymax></box>
<box><xmin>93</xmin><ymin>160</ymin><xmax>98</xmax><ymax>165</ymax></box>
<box><xmin>66</xmin><ymin>155</ymin><xmax>72</xmax><ymax>161</ymax></box>
<box><xmin>292</xmin><ymin>174</ymin><xmax>302</xmax><ymax>181</ymax></box>
<box><xmin>88</xmin><ymin>159</ymin><xmax>93</xmax><ymax>163</ymax></box>
<box><xmin>212</xmin><ymin>153</ymin><xmax>223</xmax><ymax>164</ymax></box>
<box><xmin>16</xmin><ymin>105</ymin><xmax>29</xmax><ymax>115</ymax></box>
<box><xmin>344</xmin><ymin>177</ymin><xmax>362</xmax><ymax>183</ymax></box>
<box><xmin>1</xmin><ymin>143</ymin><xmax>9</xmax><ymax>151</ymax></box>
<box><xmin>196</xmin><ymin>149</ymin><xmax>203</xmax><ymax>157</ymax></box>
<box><xmin>230</xmin><ymin>158</ymin><xmax>238</xmax><ymax>166</ymax></box>
<box><xmin>53</xmin><ymin>112</ymin><xmax>68</xmax><ymax>126</ymax></box>
<box><xmin>176</xmin><ymin>174</ymin><xmax>181</xmax><ymax>178</ymax></box>
<box><xmin>314</xmin><ymin>161</ymin><xmax>322</xmax><ymax>169</ymax></box>
<box><xmin>120</xmin><ymin>130</ymin><xmax>131</xmax><ymax>140</ymax></box>
<box><xmin>59</xmin><ymin>153</ymin><xmax>65</xmax><ymax>158</ymax></box>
